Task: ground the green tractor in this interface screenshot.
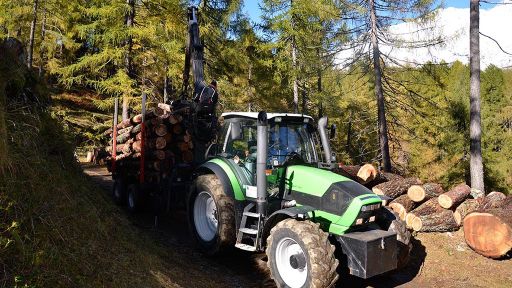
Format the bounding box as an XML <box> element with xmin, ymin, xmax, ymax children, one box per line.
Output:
<box><xmin>189</xmin><ymin>111</ymin><xmax>411</xmax><ymax>288</ymax></box>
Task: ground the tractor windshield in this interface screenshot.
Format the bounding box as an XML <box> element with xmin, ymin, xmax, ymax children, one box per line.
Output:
<box><xmin>220</xmin><ymin>118</ymin><xmax>318</xmax><ymax>166</ymax></box>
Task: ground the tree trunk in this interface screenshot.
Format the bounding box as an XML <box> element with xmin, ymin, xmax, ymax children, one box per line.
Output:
<box><xmin>464</xmin><ymin>206</ymin><xmax>512</xmax><ymax>258</ymax></box>
<box><xmin>27</xmin><ymin>0</ymin><xmax>39</xmax><ymax>68</ymax></box>
<box><xmin>39</xmin><ymin>4</ymin><xmax>46</xmax><ymax>76</ymax></box>
<box><xmin>346</xmin><ymin>110</ymin><xmax>353</xmax><ymax>154</ymax></box>
<box><xmin>407</xmin><ymin>183</ymin><xmax>444</xmax><ymax>203</ymax></box>
<box><xmin>125</xmin><ymin>0</ymin><xmax>135</xmax><ymax>77</ymax></box>
<box><xmin>389</xmin><ymin>194</ymin><xmax>416</xmax><ymax>221</ymax></box>
<box><xmin>369</xmin><ymin>0</ymin><xmax>391</xmax><ymax>172</ymax></box>
<box><xmin>290</xmin><ymin>0</ymin><xmax>298</xmax><ymax>113</ymax></box>
<box><xmin>469</xmin><ymin>0</ymin><xmax>485</xmax><ymax>196</ymax></box>
<box><xmin>164</xmin><ymin>70</ymin><xmax>169</xmax><ymax>103</ymax></box>
<box><xmin>372</xmin><ymin>177</ymin><xmax>422</xmax><ymax>199</ymax></box>
<box><xmin>438</xmin><ymin>183</ymin><xmax>471</xmax><ymax>209</ymax></box>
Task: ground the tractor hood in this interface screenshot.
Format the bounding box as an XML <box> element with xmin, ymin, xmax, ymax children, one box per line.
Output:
<box><xmin>285</xmin><ymin>165</ymin><xmax>381</xmax><ymax>217</ymax></box>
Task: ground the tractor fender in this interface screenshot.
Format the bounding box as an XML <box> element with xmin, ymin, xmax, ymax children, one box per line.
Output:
<box><xmin>195</xmin><ymin>162</ymin><xmax>235</xmax><ymax>200</ymax></box>
<box><xmin>261</xmin><ymin>206</ymin><xmax>316</xmax><ymax>246</ymax></box>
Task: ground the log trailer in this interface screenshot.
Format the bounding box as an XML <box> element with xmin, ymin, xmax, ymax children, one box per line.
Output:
<box><xmin>109</xmin><ymin>6</ymin><xmax>411</xmax><ymax>288</ymax></box>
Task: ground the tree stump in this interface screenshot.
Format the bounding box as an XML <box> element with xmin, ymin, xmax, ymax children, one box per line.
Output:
<box><xmin>438</xmin><ymin>183</ymin><xmax>471</xmax><ymax>209</ymax></box>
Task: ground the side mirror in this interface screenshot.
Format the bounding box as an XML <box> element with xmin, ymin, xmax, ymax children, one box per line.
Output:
<box><xmin>230</xmin><ymin>122</ymin><xmax>243</xmax><ymax>140</ymax></box>
<box><xmin>205</xmin><ymin>143</ymin><xmax>219</xmax><ymax>159</ymax></box>
<box><xmin>329</xmin><ymin>124</ymin><xmax>336</xmax><ymax>139</ymax></box>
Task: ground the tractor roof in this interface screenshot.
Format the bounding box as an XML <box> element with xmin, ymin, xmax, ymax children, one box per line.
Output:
<box><xmin>221</xmin><ymin>112</ymin><xmax>314</xmax><ymax>121</ymax></box>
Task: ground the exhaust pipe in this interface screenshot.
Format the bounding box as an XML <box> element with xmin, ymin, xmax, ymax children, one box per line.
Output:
<box><xmin>256</xmin><ymin>111</ymin><xmax>268</xmax><ymax>215</ymax></box>
<box><xmin>318</xmin><ymin>116</ymin><xmax>332</xmax><ymax>165</ymax></box>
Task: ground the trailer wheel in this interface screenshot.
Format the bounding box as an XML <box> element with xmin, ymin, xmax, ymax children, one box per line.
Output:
<box><xmin>267</xmin><ymin>219</ymin><xmax>338</xmax><ymax>288</ymax></box>
<box><xmin>189</xmin><ymin>174</ymin><xmax>235</xmax><ymax>255</ymax></box>
<box><xmin>112</xmin><ymin>178</ymin><xmax>126</xmax><ymax>205</ymax></box>
<box><xmin>377</xmin><ymin>207</ymin><xmax>412</xmax><ymax>269</ymax></box>
<box><xmin>127</xmin><ymin>184</ymin><xmax>142</xmax><ymax>213</ymax></box>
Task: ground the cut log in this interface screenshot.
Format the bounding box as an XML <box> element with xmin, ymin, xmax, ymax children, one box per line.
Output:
<box><xmin>372</xmin><ymin>177</ymin><xmax>422</xmax><ymax>199</ymax></box>
<box><xmin>132</xmin><ymin>140</ymin><xmax>141</xmax><ymax>152</ymax></box>
<box><xmin>158</xmin><ymin>103</ymin><xmax>172</xmax><ymax>113</ymax></box>
<box><xmin>122</xmin><ymin>139</ymin><xmax>134</xmax><ymax>154</ymax></box>
<box><xmin>406</xmin><ymin>198</ymin><xmax>437</xmax><ymax>228</ymax></box>
<box><xmin>463</xmin><ymin>207</ymin><xmax>512</xmax><ymax>258</ymax></box>
<box><xmin>154</xmin><ymin>124</ymin><xmax>168</xmax><ymax>137</ymax></box>
<box><xmin>357</xmin><ymin>164</ymin><xmax>379</xmax><ymax>184</ymax></box>
<box><xmin>153</xmin><ymin>150</ymin><xmax>166</xmax><ymax>160</ymax></box>
<box><xmin>182</xmin><ymin>150</ymin><xmax>194</xmax><ymax>163</ymax></box>
<box><xmin>438</xmin><ymin>183</ymin><xmax>471</xmax><ymax>209</ymax></box>
<box><xmin>131</xmin><ymin>114</ymin><xmax>143</xmax><ymax>124</ymax></box>
<box><xmin>454</xmin><ymin>199</ymin><xmax>481</xmax><ymax>226</ymax></box>
<box><xmin>412</xmin><ymin>208</ymin><xmax>458</xmax><ymax>232</ymax></box>
<box><xmin>116</xmin><ymin>131</ymin><xmax>132</xmax><ymax>144</ymax></box>
<box><xmin>336</xmin><ymin>165</ymin><xmax>361</xmax><ymax>179</ymax></box>
<box><xmin>480</xmin><ymin>191</ymin><xmax>507</xmax><ymax>210</ymax></box>
<box><xmin>155</xmin><ymin>137</ymin><xmax>167</xmax><ymax>150</ymax></box>
<box><xmin>405</xmin><ymin>213</ymin><xmax>416</xmax><ymax>229</ymax></box>
<box><xmin>117</xmin><ymin>119</ymin><xmax>132</xmax><ymax>129</ymax></box>
<box><xmin>150</xmin><ymin>117</ymin><xmax>163</xmax><ymax>126</ymax></box>
<box><xmin>388</xmin><ymin>194</ymin><xmax>417</xmax><ymax>220</ymax></box>
<box><xmin>364</xmin><ymin>172</ymin><xmax>404</xmax><ymax>189</ymax></box>
<box><xmin>117</xmin><ymin>125</ymin><xmax>133</xmax><ymax>135</ymax></box>
<box><xmin>407</xmin><ymin>183</ymin><xmax>444</xmax><ymax>203</ymax></box>
<box><xmin>172</xmin><ymin>124</ymin><xmax>183</xmax><ymax>135</ymax></box>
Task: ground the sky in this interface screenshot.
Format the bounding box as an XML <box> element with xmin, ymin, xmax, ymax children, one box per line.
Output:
<box><xmin>242</xmin><ymin>1</ymin><xmax>512</xmax><ymax>68</ymax></box>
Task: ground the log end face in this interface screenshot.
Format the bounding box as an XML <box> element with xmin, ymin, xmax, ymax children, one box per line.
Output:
<box><xmin>407</xmin><ymin>185</ymin><xmax>425</xmax><ymax>202</ymax></box>
<box><xmin>463</xmin><ymin>212</ymin><xmax>512</xmax><ymax>258</ymax></box>
<box><xmin>438</xmin><ymin>194</ymin><xmax>453</xmax><ymax>209</ymax></box>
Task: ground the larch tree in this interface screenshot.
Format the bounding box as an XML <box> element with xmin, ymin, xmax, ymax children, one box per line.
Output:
<box><xmin>339</xmin><ymin>0</ymin><xmax>442</xmax><ymax>172</ymax></box>
<box><xmin>469</xmin><ymin>0</ymin><xmax>484</xmax><ymax>196</ymax></box>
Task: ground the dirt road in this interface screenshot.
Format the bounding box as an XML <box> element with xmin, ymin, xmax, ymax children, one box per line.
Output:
<box><xmin>82</xmin><ymin>164</ymin><xmax>511</xmax><ymax>288</ymax></box>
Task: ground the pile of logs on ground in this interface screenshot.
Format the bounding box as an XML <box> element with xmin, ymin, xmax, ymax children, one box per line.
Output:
<box><xmin>336</xmin><ymin>163</ymin><xmax>512</xmax><ymax>259</ymax></box>
<box><xmin>105</xmin><ymin>103</ymin><xmax>194</xmax><ymax>182</ymax></box>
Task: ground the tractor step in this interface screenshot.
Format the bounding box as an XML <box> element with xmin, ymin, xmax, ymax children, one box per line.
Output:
<box><xmin>239</xmin><ymin>228</ymin><xmax>258</xmax><ymax>235</ymax></box>
<box><xmin>235</xmin><ymin>243</ymin><xmax>257</xmax><ymax>252</ymax></box>
<box><xmin>243</xmin><ymin>211</ymin><xmax>260</xmax><ymax>218</ymax></box>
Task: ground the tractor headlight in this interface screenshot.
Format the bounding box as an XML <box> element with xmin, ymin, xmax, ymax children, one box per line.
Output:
<box><xmin>361</xmin><ymin>203</ymin><xmax>381</xmax><ymax>212</ymax></box>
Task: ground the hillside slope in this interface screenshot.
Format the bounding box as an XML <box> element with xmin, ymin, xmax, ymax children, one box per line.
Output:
<box><xmin>0</xmin><ymin>41</ymin><xmax>254</xmax><ymax>288</ymax></box>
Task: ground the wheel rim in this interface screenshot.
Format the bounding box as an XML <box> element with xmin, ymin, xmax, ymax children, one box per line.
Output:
<box><xmin>275</xmin><ymin>237</ymin><xmax>308</xmax><ymax>288</ymax></box>
<box><xmin>193</xmin><ymin>191</ymin><xmax>218</xmax><ymax>242</ymax></box>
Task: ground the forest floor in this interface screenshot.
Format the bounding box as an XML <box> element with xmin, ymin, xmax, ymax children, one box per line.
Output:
<box><xmin>82</xmin><ymin>164</ymin><xmax>511</xmax><ymax>288</ymax></box>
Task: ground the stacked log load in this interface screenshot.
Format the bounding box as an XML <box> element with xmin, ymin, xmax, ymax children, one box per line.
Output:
<box><xmin>105</xmin><ymin>103</ymin><xmax>194</xmax><ymax>183</ymax></box>
<box><xmin>335</xmin><ymin>163</ymin><xmax>512</xmax><ymax>258</ymax></box>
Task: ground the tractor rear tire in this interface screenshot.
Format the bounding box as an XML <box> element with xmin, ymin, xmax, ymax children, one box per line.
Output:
<box><xmin>112</xmin><ymin>178</ymin><xmax>126</xmax><ymax>205</ymax></box>
<box><xmin>377</xmin><ymin>207</ymin><xmax>412</xmax><ymax>270</ymax></box>
<box><xmin>189</xmin><ymin>174</ymin><xmax>235</xmax><ymax>255</ymax></box>
<box><xmin>266</xmin><ymin>219</ymin><xmax>339</xmax><ymax>288</ymax></box>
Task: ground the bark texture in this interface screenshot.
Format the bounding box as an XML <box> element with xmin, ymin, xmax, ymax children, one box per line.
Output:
<box><xmin>469</xmin><ymin>0</ymin><xmax>485</xmax><ymax>195</ymax></box>
<box><xmin>372</xmin><ymin>177</ymin><xmax>422</xmax><ymax>199</ymax></box>
<box><xmin>407</xmin><ymin>183</ymin><xmax>444</xmax><ymax>202</ymax></box>
<box><xmin>438</xmin><ymin>183</ymin><xmax>471</xmax><ymax>209</ymax></box>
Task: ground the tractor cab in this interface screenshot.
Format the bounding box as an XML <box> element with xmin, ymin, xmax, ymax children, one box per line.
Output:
<box><xmin>212</xmin><ymin>112</ymin><xmax>320</xmax><ymax>182</ymax></box>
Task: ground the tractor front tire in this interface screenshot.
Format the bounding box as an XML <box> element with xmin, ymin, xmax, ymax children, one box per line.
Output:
<box><xmin>266</xmin><ymin>219</ymin><xmax>339</xmax><ymax>288</ymax></box>
<box><xmin>189</xmin><ymin>174</ymin><xmax>235</xmax><ymax>255</ymax></box>
<box><xmin>377</xmin><ymin>207</ymin><xmax>412</xmax><ymax>270</ymax></box>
